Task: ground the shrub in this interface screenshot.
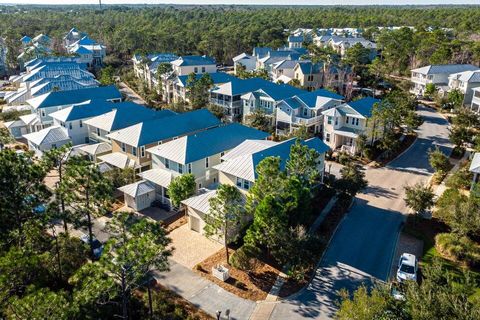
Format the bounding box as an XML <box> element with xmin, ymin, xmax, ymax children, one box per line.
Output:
<box><xmin>194</xmin><ymin>264</ymin><xmax>204</xmax><ymax>272</ymax></box>
<box><xmin>435</xmin><ymin>233</ymin><xmax>480</xmax><ymax>267</ymax></box>
<box><xmin>337</xmin><ymin>152</ymin><xmax>351</xmax><ymax>165</ymax></box>
<box><xmin>363</xmin><ymin>146</ymin><xmax>374</xmax><ymax>160</ymax></box>
<box><xmin>229</xmin><ymin>244</ymin><xmax>259</xmax><ymax>271</ymax></box>
<box><xmin>445</xmin><ymin>168</ymin><xmax>473</xmax><ymax>190</ymax></box>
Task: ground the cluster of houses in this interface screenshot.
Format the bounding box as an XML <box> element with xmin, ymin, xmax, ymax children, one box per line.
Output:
<box><xmin>17</xmin><ymin>28</ymin><xmax>106</xmax><ymax>69</ymax></box>
<box><xmin>410</xmin><ymin>64</ymin><xmax>480</xmax><ymax>112</ymax></box>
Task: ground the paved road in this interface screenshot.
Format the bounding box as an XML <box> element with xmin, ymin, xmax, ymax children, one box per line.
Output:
<box><xmin>270</xmin><ymin>106</ymin><xmax>451</xmax><ymax>319</ymax></box>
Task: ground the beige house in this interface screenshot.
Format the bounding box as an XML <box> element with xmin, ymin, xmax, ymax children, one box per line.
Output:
<box><xmin>322</xmin><ymin>97</ymin><xmax>380</xmax><ymax>154</ymax></box>
<box><xmin>293</xmin><ymin>61</ymin><xmax>324</xmax><ymax>91</ymax></box>
<box><xmin>182</xmin><ymin>137</ymin><xmax>329</xmax><ymax>237</ymax></box>
<box><xmin>118</xmin><ymin>123</ymin><xmax>268</xmax><ymax>211</ymax></box>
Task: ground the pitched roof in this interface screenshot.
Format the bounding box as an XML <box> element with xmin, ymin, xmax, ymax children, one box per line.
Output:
<box><xmin>78</xmin><ymin>142</ymin><xmax>112</xmax><ymax>156</ymax></box>
<box><xmin>171</xmin><ymin>55</ymin><xmax>216</xmax><ymax>67</ymax></box>
<box><xmin>248</xmin><ymin>82</ymin><xmax>306</xmax><ymax>102</ymax></box>
<box><xmin>147</xmin><ymin>123</ymin><xmax>269</xmax><ymax>165</ymax></box>
<box><xmin>49</xmin><ymin>100</ymin><xmax>117</xmax><ymax>122</ymax></box>
<box><xmin>176</xmin><ymin>72</ymin><xmax>236</xmax><ymax>87</ymax></box>
<box><xmin>288</xmin><ymin>35</ymin><xmax>304</xmax><ymax>43</ymax></box>
<box><xmin>106</xmin><ymin>109</ymin><xmax>221</xmax><ymax>147</ymax></box>
<box><xmin>98</xmin><ymin>152</ymin><xmax>138</xmax><ymax>169</ymax></box>
<box><xmin>214</xmin><ymin>138</ymin><xmax>329</xmax><ymax>181</ymax></box>
<box><xmin>233</xmin><ymin>53</ymin><xmax>254</xmax><ymax>62</ymax></box>
<box><xmin>210</xmin><ymin>78</ymin><xmax>272</xmax><ymax>96</ymax></box>
<box><xmin>181</xmin><ymin>189</ymin><xmax>218</xmax><ymax>214</ymax></box>
<box><xmin>273</xmin><ymin>59</ymin><xmax>300</xmax><ymax>70</ymax></box>
<box><xmin>23</xmin><ymin>126</ymin><xmax>70</xmax><ymax>146</ymax></box>
<box><xmin>27</xmin><ymin>85</ymin><xmax>121</xmax><ymax>109</ymax></box>
<box><xmin>84</xmin><ymin>102</ymin><xmax>176</xmax><ymax>132</ymax></box>
<box><xmin>74</xmin><ymin>46</ymin><xmax>93</xmax><ymax>54</ymax></box>
<box><xmin>118</xmin><ymin>180</ymin><xmax>155</xmax><ymax>198</ymax></box>
<box><xmin>345</xmin><ymin>97</ymin><xmax>381</xmax><ymax>118</ymax></box>
<box><xmin>411</xmin><ymin>64</ymin><xmax>479</xmax><ymax>75</ymax></box>
<box><xmin>448</xmin><ymin>70</ymin><xmax>480</xmax><ymax>83</ymax></box>
<box><xmin>139</xmin><ymin>168</ymin><xmax>180</xmax><ymax>188</ymax></box>
<box><xmin>296</xmin><ymin>61</ymin><xmax>323</xmax><ymax>75</ymax></box>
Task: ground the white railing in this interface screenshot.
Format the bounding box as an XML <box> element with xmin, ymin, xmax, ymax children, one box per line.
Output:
<box><xmin>340</xmin><ymin>144</ymin><xmax>355</xmax><ymax>154</ymax></box>
<box><xmin>293</xmin><ymin>115</ymin><xmax>322</xmax><ymax>125</ymax></box>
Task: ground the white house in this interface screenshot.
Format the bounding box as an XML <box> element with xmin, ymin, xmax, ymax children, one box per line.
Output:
<box><xmin>288</xmin><ymin>35</ymin><xmax>304</xmax><ymax>49</ymax></box>
<box><xmin>232</xmin><ymin>53</ymin><xmax>257</xmax><ymax>74</ymax></box>
<box><xmin>471</xmin><ymin>87</ymin><xmax>480</xmax><ymax>114</ymax></box>
<box><xmin>469</xmin><ymin>153</ymin><xmax>480</xmax><ymax>191</ymax></box>
<box><xmin>66</xmin><ymin>36</ymin><xmax>106</xmax><ymax>67</ymax></box>
<box><xmin>322</xmin><ymin>97</ymin><xmax>381</xmax><ymax>154</ymax></box>
<box><xmin>23</xmin><ymin>126</ymin><xmax>71</xmax><ymax>157</ymax></box>
<box><xmin>447</xmin><ymin>70</ymin><xmax>480</xmax><ymax>106</ymax></box>
<box><xmin>410</xmin><ymin>64</ymin><xmax>479</xmax><ymax>96</ymax></box>
<box><xmin>171</xmin><ymin>72</ymin><xmax>236</xmax><ymax>104</ymax></box>
<box><xmin>276</xmin><ymin>89</ymin><xmax>344</xmax><ymax>135</ymax></box>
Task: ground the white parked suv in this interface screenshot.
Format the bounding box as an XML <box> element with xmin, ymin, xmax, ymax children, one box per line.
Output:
<box><xmin>396</xmin><ymin>253</ymin><xmax>418</xmax><ymax>283</ymax></box>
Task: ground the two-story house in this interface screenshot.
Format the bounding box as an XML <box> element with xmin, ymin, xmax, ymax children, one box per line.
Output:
<box><xmin>276</xmin><ymin>89</ymin><xmax>344</xmax><ymax>135</ymax></box>
<box><xmin>271</xmin><ymin>60</ymin><xmax>300</xmax><ymax>83</ymax></box>
<box><xmin>288</xmin><ymin>35</ymin><xmax>304</xmax><ymax>49</ymax></box>
<box><xmin>209</xmin><ymin>77</ymin><xmax>272</xmax><ymax>122</ymax></box>
<box><xmin>322</xmin><ymin>97</ymin><xmax>381</xmax><ymax>154</ymax></box>
<box><xmin>447</xmin><ymin>70</ymin><xmax>480</xmax><ymax>106</ymax></box>
<box><xmin>293</xmin><ymin>61</ymin><xmax>324</xmax><ymax>91</ymax></box>
<box><xmin>118</xmin><ymin>123</ymin><xmax>269</xmax><ymax>211</ymax></box>
<box><xmin>49</xmin><ymin>100</ymin><xmax>119</xmax><ymax>145</ymax></box>
<box><xmin>171</xmin><ymin>72</ymin><xmax>236</xmax><ymax>104</ymax></box>
<box><xmin>182</xmin><ymin>137</ymin><xmax>329</xmax><ymax>236</ymax></box>
<box><xmin>241</xmin><ymin>81</ymin><xmax>306</xmax><ymax>123</ymax></box>
<box><xmin>24</xmin><ymin>85</ymin><xmax>122</xmax><ymax>132</ymax></box>
<box><xmin>101</xmin><ymin>109</ymin><xmax>220</xmax><ymax>173</ymax></box>
<box><xmin>66</xmin><ymin>36</ymin><xmax>106</xmax><ymax>67</ymax></box>
<box><xmin>410</xmin><ymin>64</ymin><xmax>479</xmax><ymax>96</ymax></box>
<box><xmin>23</xmin><ymin>126</ymin><xmax>71</xmax><ymax>158</ymax></box>
<box><xmin>170</xmin><ymin>55</ymin><xmax>217</xmax><ymax>76</ymax></box>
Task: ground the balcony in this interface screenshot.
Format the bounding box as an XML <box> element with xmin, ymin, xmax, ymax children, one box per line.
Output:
<box><xmin>292</xmin><ymin>115</ymin><xmax>322</xmax><ymax>126</ymax></box>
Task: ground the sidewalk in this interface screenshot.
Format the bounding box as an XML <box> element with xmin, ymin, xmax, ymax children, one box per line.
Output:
<box><xmin>154</xmin><ymin>260</ymin><xmax>256</xmax><ymax>320</ymax></box>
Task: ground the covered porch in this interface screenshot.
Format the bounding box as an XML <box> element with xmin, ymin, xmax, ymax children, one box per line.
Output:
<box><xmin>77</xmin><ymin>142</ymin><xmax>112</xmax><ymax>162</ymax></box>
<box><xmin>138</xmin><ymin>168</ymin><xmax>181</xmax><ymax>211</ymax></box>
<box><xmin>331</xmin><ymin>126</ymin><xmax>360</xmax><ymax>155</ymax></box>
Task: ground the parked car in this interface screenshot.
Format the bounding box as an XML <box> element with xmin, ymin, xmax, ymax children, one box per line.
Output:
<box><xmin>80</xmin><ymin>234</ymin><xmax>104</xmax><ymax>259</ymax></box>
<box><xmin>396</xmin><ymin>253</ymin><xmax>418</xmax><ymax>283</ymax></box>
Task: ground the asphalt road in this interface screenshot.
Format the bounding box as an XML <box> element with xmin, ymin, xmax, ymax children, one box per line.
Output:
<box><xmin>270</xmin><ymin>106</ymin><xmax>451</xmax><ymax>319</ymax></box>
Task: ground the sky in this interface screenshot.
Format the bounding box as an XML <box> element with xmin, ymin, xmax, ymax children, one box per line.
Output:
<box><xmin>0</xmin><ymin>0</ymin><xmax>478</xmax><ymax>5</ymax></box>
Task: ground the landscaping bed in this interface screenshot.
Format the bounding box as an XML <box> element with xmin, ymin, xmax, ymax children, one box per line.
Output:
<box><xmin>374</xmin><ymin>133</ymin><xmax>417</xmax><ymax>166</ymax></box>
<box><xmin>278</xmin><ymin>195</ymin><xmax>353</xmax><ymax>297</ymax></box>
<box><xmin>194</xmin><ymin>248</ymin><xmax>281</xmax><ymax>301</ymax></box>
<box><xmin>163</xmin><ymin>213</ymin><xmax>187</xmax><ymax>233</ymax></box>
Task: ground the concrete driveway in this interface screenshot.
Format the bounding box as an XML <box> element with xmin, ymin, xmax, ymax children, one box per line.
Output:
<box><xmin>168</xmin><ymin>224</ymin><xmax>222</xmax><ymax>269</ymax></box>
<box><xmin>270</xmin><ymin>106</ymin><xmax>452</xmax><ymax>319</ymax></box>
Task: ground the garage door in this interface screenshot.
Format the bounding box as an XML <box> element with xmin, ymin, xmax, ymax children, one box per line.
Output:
<box><xmin>190</xmin><ymin>216</ymin><xmax>200</xmax><ymax>233</ymax></box>
<box><xmin>136</xmin><ymin>192</ymin><xmax>153</xmax><ymax>211</ymax></box>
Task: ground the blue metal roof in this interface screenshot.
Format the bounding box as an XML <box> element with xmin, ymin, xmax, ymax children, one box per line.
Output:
<box><xmin>173</xmin><ymin>55</ymin><xmax>216</xmax><ymax>66</ymax></box>
<box><xmin>183</xmin><ymin>123</ymin><xmax>269</xmax><ymax>163</ymax></box>
<box><xmin>54</xmin><ymin>100</ymin><xmax>117</xmax><ymax>122</ymax></box>
<box><xmin>137</xmin><ymin>109</ymin><xmax>221</xmax><ymax>146</ymax></box>
<box><xmin>258</xmin><ymin>82</ymin><xmax>306</xmax><ymax>101</ymax></box>
<box><xmin>347</xmin><ymin>97</ymin><xmax>381</xmax><ymax>118</ymax></box>
<box><xmin>177</xmin><ymin>72</ymin><xmax>237</xmax><ymax>87</ymax></box>
<box><xmin>29</xmin><ymin>85</ymin><xmax>122</xmax><ymax>109</ymax></box>
<box><xmin>288</xmin><ymin>35</ymin><xmax>304</xmax><ymax>43</ymax></box>
<box><xmin>108</xmin><ymin>103</ymin><xmax>176</xmax><ymax>131</ymax></box>
<box><xmin>251</xmin><ymin>137</ymin><xmax>329</xmax><ymax>179</ymax></box>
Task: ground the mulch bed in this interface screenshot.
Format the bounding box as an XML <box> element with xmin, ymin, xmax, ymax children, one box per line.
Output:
<box><xmin>278</xmin><ymin>196</ymin><xmax>353</xmax><ymax>297</ymax></box>
<box><xmin>375</xmin><ymin>133</ymin><xmax>417</xmax><ymax>166</ymax></box>
<box><xmin>194</xmin><ymin>248</ymin><xmax>281</xmax><ymax>301</ymax></box>
<box><xmin>164</xmin><ymin>213</ymin><xmax>187</xmax><ymax>233</ymax></box>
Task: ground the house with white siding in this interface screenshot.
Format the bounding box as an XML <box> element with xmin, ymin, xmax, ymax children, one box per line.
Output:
<box><xmin>276</xmin><ymin>89</ymin><xmax>344</xmax><ymax>135</ymax></box>
<box><xmin>170</xmin><ymin>55</ymin><xmax>217</xmax><ymax>76</ymax></box>
<box><xmin>322</xmin><ymin>97</ymin><xmax>381</xmax><ymax>154</ymax></box>
<box><xmin>23</xmin><ymin>126</ymin><xmax>71</xmax><ymax>157</ymax></box>
<box><xmin>447</xmin><ymin>70</ymin><xmax>480</xmax><ymax>106</ymax></box>
<box><xmin>232</xmin><ymin>53</ymin><xmax>257</xmax><ymax>74</ymax></box>
<box><xmin>471</xmin><ymin>87</ymin><xmax>480</xmax><ymax>114</ymax></box>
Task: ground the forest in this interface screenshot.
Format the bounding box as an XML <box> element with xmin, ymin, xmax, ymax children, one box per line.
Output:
<box><xmin>1</xmin><ymin>5</ymin><xmax>480</xmax><ymax>67</ymax></box>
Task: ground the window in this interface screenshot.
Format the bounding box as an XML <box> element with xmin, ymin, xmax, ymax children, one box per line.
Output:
<box><xmin>205</xmin><ymin>157</ymin><xmax>209</xmax><ymax>168</ymax></box>
<box><xmin>335</xmin><ymin>117</ymin><xmax>338</xmax><ymax>125</ymax></box>
<box><xmin>355</xmin><ymin>118</ymin><xmax>359</xmax><ymax>126</ymax></box>
<box><xmin>243</xmin><ymin>180</ymin><xmax>250</xmax><ymax>190</ymax></box>
<box><xmin>187</xmin><ymin>163</ymin><xmax>192</xmax><ymax>173</ymax></box>
<box><xmin>85</xmin><ymin>137</ymin><xmax>89</xmax><ymax>143</ymax></box>
<box><xmin>96</xmin><ymin>128</ymin><xmax>100</xmax><ymax>136</ymax></box>
<box><xmin>121</xmin><ymin>143</ymin><xmax>126</xmax><ymax>152</ymax></box>
<box><xmin>165</xmin><ymin>158</ymin><xmax>170</xmax><ymax>169</ymax></box>
<box><xmin>41</xmin><ymin>110</ymin><xmax>46</xmax><ymax>117</ymax></box>
<box><xmin>202</xmin><ymin>67</ymin><xmax>206</xmax><ymax>73</ymax></box>
<box><xmin>307</xmin><ymin>75</ymin><xmax>314</xmax><ymax>82</ymax></box>
<box><xmin>51</xmin><ymin>144</ymin><xmax>57</xmax><ymax>149</ymax></box>
<box><xmin>327</xmin><ymin>116</ymin><xmax>332</xmax><ymax>125</ymax></box>
<box><xmin>346</xmin><ymin>117</ymin><xmax>349</xmax><ymax>124</ymax></box>
<box><xmin>140</xmin><ymin>146</ymin><xmax>145</xmax><ymax>157</ymax></box>
<box><xmin>326</xmin><ymin>133</ymin><xmax>330</xmax><ymax>142</ymax></box>
<box><xmin>132</xmin><ymin>147</ymin><xmax>137</xmax><ymax>156</ymax></box>
<box><xmin>79</xmin><ymin>120</ymin><xmax>83</xmax><ymax>128</ymax></box>
<box><xmin>178</xmin><ymin>163</ymin><xmax>183</xmax><ymax>174</ymax></box>
<box><xmin>236</xmin><ymin>177</ymin><xmax>242</xmax><ymax>188</ymax></box>
<box><xmin>198</xmin><ymin>183</ymin><xmax>202</xmax><ymax>189</ymax></box>
<box><xmin>69</xmin><ymin>122</ymin><xmax>73</xmax><ymax>130</ymax></box>
<box><xmin>194</xmin><ymin>67</ymin><xmax>198</xmax><ymax>73</ymax></box>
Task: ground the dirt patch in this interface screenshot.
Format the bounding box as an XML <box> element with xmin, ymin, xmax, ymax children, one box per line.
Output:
<box><xmin>164</xmin><ymin>213</ymin><xmax>187</xmax><ymax>232</ymax></box>
<box><xmin>194</xmin><ymin>248</ymin><xmax>281</xmax><ymax>301</ymax></box>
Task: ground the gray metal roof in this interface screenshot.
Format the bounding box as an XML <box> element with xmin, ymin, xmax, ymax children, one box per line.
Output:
<box><xmin>118</xmin><ymin>180</ymin><xmax>155</xmax><ymax>198</ymax></box>
<box><xmin>139</xmin><ymin>168</ymin><xmax>180</xmax><ymax>188</ymax></box>
<box><xmin>23</xmin><ymin>126</ymin><xmax>70</xmax><ymax>146</ymax></box>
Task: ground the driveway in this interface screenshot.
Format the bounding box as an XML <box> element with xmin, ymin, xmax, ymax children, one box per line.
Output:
<box><xmin>270</xmin><ymin>106</ymin><xmax>452</xmax><ymax>319</ymax></box>
<box><xmin>168</xmin><ymin>224</ymin><xmax>222</xmax><ymax>269</ymax></box>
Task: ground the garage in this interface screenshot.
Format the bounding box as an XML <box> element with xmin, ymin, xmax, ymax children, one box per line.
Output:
<box><xmin>118</xmin><ymin>180</ymin><xmax>156</xmax><ymax>211</ymax></box>
<box><xmin>189</xmin><ymin>216</ymin><xmax>201</xmax><ymax>232</ymax></box>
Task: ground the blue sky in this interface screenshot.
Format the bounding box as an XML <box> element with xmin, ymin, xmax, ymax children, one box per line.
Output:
<box><xmin>0</xmin><ymin>0</ymin><xmax>478</xmax><ymax>5</ymax></box>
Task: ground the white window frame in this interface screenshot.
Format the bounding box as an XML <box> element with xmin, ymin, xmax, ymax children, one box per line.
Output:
<box><xmin>205</xmin><ymin>157</ymin><xmax>209</xmax><ymax>168</ymax></box>
<box><xmin>121</xmin><ymin>143</ymin><xmax>126</xmax><ymax>152</ymax></box>
<box><xmin>140</xmin><ymin>146</ymin><xmax>145</xmax><ymax>158</ymax></box>
<box><xmin>132</xmin><ymin>146</ymin><xmax>137</xmax><ymax>157</ymax></box>
<box><xmin>187</xmin><ymin>163</ymin><xmax>192</xmax><ymax>174</ymax></box>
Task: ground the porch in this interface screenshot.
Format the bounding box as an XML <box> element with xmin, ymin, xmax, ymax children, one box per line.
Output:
<box><xmin>329</xmin><ymin>126</ymin><xmax>360</xmax><ymax>155</ymax></box>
